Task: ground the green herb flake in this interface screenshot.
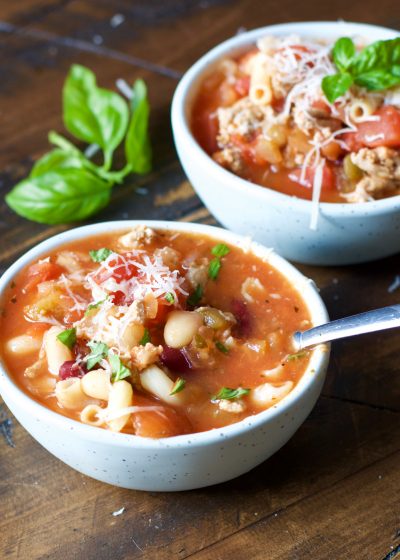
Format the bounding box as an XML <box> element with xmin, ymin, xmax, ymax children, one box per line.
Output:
<box><xmin>89</xmin><ymin>248</ymin><xmax>113</xmax><ymax>262</ymax></box>
<box><xmin>56</xmin><ymin>328</ymin><xmax>76</xmax><ymax>349</ymax></box>
<box><xmin>286</xmin><ymin>351</ymin><xmax>307</xmax><ymax>362</ymax></box>
<box><xmin>165</xmin><ymin>292</ymin><xmax>175</xmax><ymax>304</ymax></box>
<box><xmin>187</xmin><ymin>284</ymin><xmax>203</xmax><ymax>307</ymax></box>
<box><xmin>170</xmin><ymin>377</ymin><xmax>186</xmax><ymax>396</ymax></box>
<box><xmin>215</xmin><ymin>341</ymin><xmax>229</xmax><ymax>354</ymax></box>
<box><xmin>85</xmin><ymin>296</ymin><xmax>108</xmax><ymax>315</ymax></box>
<box><xmin>208</xmin><ymin>244</ymin><xmax>230</xmax><ymax>280</ymax></box>
<box><xmin>108</xmin><ymin>352</ymin><xmax>131</xmax><ymax>382</ymax></box>
<box><xmin>212</xmin><ymin>387</ymin><xmax>250</xmax><ymax>401</ymax></box>
<box><xmin>86</xmin><ymin>340</ymin><xmax>109</xmax><ymax>370</ymax></box>
<box><xmin>140</xmin><ymin>328</ymin><xmax>151</xmax><ymax>346</ymax></box>
<box><xmin>211</xmin><ymin>243</ymin><xmax>230</xmax><ymax>258</ymax></box>
<box><xmin>208</xmin><ymin>258</ymin><xmax>221</xmax><ymax>280</ymax></box>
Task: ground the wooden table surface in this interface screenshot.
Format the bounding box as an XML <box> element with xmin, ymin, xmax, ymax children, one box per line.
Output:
<box><xmin>1</xmin><ymin>1</ymin><xmax>399</xmax><ymax>559</ymax></box>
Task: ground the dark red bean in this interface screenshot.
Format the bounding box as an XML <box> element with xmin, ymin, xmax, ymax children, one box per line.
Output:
<box><xmin>231</xmin><ymin>298</ymin><xmax>252</xmax><ymax>337</ymax></box>
<box><xmin>160</xmin><ymin>346</ymin><xmax>192</xmax><ymax>374</ymax></box>
<box><xmin>59</xmin><ymin>360</ymin><xmax>87</xmax><ymax>380</ymax></box>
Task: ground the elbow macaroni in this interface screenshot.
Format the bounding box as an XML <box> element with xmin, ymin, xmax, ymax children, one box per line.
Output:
<box><xmin>106</xmin><ymin>380</ymin><xmax>133</xmax><ymax>432</ymax></box>
<box><xmin>249</xmin><ymin>54</ymin><xmax>272</xmax><ymax>106</ymax></box>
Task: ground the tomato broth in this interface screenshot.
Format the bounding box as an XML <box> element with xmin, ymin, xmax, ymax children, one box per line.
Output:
<box><xmin>0</xmin><ymin>227</ymin><xmax>312</xmax><ymax>438</ymax></box>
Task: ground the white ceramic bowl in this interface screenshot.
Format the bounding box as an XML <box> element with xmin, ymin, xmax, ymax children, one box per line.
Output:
<box><xmin>0</xmin><ymin>221</ymin><xmax>329</xmax><ymax>491</ymax></box>
<box><xmin>172</xmin><ymin>21</ymin><xmax>400</xmax><ymax>265</ymax></box>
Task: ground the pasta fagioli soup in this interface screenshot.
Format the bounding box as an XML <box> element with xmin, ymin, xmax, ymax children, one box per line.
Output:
<box><xmin>0</xmin><ymin>226</ymin><xmax>312</xmax><ymax>438</ymax></box>
<box><xmin>192</xmin><ymin>34</ymin><xmax>400</xmax><ymax>203</ymax></box>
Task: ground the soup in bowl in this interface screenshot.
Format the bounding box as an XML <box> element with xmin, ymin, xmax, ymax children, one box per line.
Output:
<box><xmin>172</xmin><ymin>22</ymin><xmax>400</xmax><ymax>265</ymax></box>
<box><xmin>0</xmin><ymin>221</ymin><xmax>329</xmax><ymax>490</ymax></box>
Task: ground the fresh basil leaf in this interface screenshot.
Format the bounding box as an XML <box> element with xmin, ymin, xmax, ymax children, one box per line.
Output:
<box><xmin>108</xmin><ymin>352</ymin><xmax>131</xmax><ymax>382</ymax></box>
<box><xmin>63</xmin><ymin>65</ymin><xmax>129</xmax><ymax>169</ymax></box>
<box><xmin>125</xmin><ymin>79</ymin><xmax>152</xmax><ymax>174</ymax></box>
<box><xmin>56</xmin><ymin>328</ymin><xmax>76</xmax><ymax>349</ymax></box>
<box><xmin>332</xmin><ymin>37</ymin><xmax>356</xmax><ymax>72</ymax></box>
<box><xmin>187</xmin><ymin>284</ymin><xmax>203</xmax><ymax>307</ymax></box>
<box><xmin>31</xmin><ymin>149</ymin><xmax>87</xmax><ymax>177</ymax></box>
<box><xmin>140</xmin><ymin>328</ymin><xmax>151</xmax><ymax>346</ymax></box>
<box><xmin>48</xmin><ymin>131</ymin><xmax>82</xmax><ymax>155</ymax></box>
<box><xmin>208</xmin><ymin>258</ymin><xmax>221</xmax><ymax>280</ymax></box>
<box><xmin>5</xmin><ymin>168</ymin><xmax>111</xmax><ymax>225</ymax></box>
<box><xmin>354</xmin><ymin>69</ymin><xmax>400</xmax><ymax>90</ymax></box>
<box><xmin>89</xmin><ymin>248</ymin><xmax>113</xmax><ymax>262</ymax></box>
<box><xmin>351</xmin><ymin>38</ymin><xmax>400</xmax><ymax>75</ymax></box>
<box><xmin>211</xmin><ymin>243</ymin><xmax>230</xmax><ymax>258</ymax></box>
<box><xmin>212</xmin><ymin>387</ymin><xmax>250</xmax><ymax>401</ymax></box>
<box><xmin>215</xmin><ymin>341</ymin><xmax>229</xmax><ymax>354</ymax></box>
<box><xmin>165</xmin><ymin>292</ymin><xmax>175</xmax><ymax>304</ymax></box>
<box><xmin>321</xmin><ymin>72</ymin><xmax>353</xmax><ymax>103</ymax></box>
<box><xmin>170</xmin><ymin>377</ymin><xmax>185</xmax><ymax>395</ymax></box>
<box><xmin>86</xmin><ymin>340</ymin><xmax>109</xmax><ymax>370</ymax></box>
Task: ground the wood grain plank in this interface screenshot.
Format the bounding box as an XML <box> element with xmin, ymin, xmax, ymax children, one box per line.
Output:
<box><xmin>188</xmin><ymin>450</ymin><xmax>400</xmax><ymax>560</ymax></box>
<box><xmin>3</xmin><ymin>0</ymin><xmax>399</xmax><ymax>77</ymax></box>
<box><xmin>1</xmin><ymin>395</ymin><xmax>399</xmax><ymax>559</ymax></box>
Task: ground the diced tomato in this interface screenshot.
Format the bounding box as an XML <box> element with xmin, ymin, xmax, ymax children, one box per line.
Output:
<box><xmin>289</xmin><ymin>163</ymin><xmax>336</xmax><ymax>191</ymax></box>
<box><xmin>271</xmin><ymin>97</ymin><xmax>285</xmax><ymax>112</ymax></box>
<box><xmin>110</xmin><ymin>290</ymin><xmax>126</xmax><ymax>305</ymax></box>
<box><xmin>342</xmin><ymin>105</ymin><xmax>400</xmax><ymax>150</ymax></box>
<box><xmin>193</xmin><ymin>111</ymin><xmax>219</xmax><ymax>154</ymax></box>
<box><xmin>23</xmin><ymin>261</ymin><xmax>64</xmax><ymax>293</ymax></box>
<box><xmin>311</xmin><ymin>98</ymin><xmax>332</xmax><ymax>115</ymax></box>
<box><xmin>230</xmin><ymin>133</ymin><xmax>259</xmax><ymax>166</ymax></box>
<box><xmin>234</xmin><ymin>75</ymin><xmax>250</xmax><ymax>97</ymax></box>
<box><xmin>93</xmin><ymin>255</ymin><xmax>138</xmax><ymax>285</ymax></box>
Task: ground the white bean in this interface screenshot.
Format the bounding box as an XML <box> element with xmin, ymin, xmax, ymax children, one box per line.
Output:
<box><xmin>81</xmin><ymin>370</ymin><xmax>111</xmax><ymax>401</ymax></box>
<box><xmin>164</xmin><ymin>310</ymin><xmax>202</xmax><ymax>348</ymax></box>
<box><xmin>55</xmin><ymin>378</ymin><xmax>88</xmax><ymax>410</ymax></box>
<box><xmin>43</xmin><ymin>326</ymin><xmax>73</xmax><ymax>376</ymax></box>
<box><xmin>140</xmin><ymin>365</ymin><xmax>183</xmax><ymax>406</ymax></box>
<box><xmin>251</xmin><ymin>381</ymin><xmax>293</xmax><ymax>407</ymax></box>
<box><xmin>106</xmin><ymin>380</ymin><xmax>133</xmax><ymax>432</ymax></box>
<box><xmin>5</xmin><ymin>335</ymin><xmax>42</xmax><ymax>355</ymax></box>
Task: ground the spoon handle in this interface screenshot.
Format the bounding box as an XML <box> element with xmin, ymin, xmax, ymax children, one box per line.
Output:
<box><xmin>293</xmin><ymin>304</ymin><xmax>400</xmax><ymax>350</ymax></box>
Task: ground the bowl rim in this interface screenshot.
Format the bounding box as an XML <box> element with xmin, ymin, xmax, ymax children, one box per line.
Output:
<box><xmin>0</xmin><ymin>220</ymin><xmax>329</xmax><ymax>449</ymax></box>
<box><xmin>171</xmin><ymin>20</ymin><xmax>400</xmax><ymax>216</ymax></box>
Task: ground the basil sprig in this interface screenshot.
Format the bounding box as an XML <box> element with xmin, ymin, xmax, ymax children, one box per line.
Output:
<box><xmin>322</xmin><ymin>37</ymin><xmax>400</xmax><ymax>103</ymax></box>
<box><xmin>6</xmin><ymin>65</ymin><xmax>151</xmax><ymax>224</ymax></box>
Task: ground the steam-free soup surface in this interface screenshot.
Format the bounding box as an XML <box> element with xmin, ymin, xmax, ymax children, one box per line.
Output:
<box><xmin>0</xmin><ymin>227</ymin><xmax>312</xmax><ymax>437</ymax></box>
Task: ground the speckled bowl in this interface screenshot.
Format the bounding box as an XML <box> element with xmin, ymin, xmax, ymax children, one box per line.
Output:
<box><xmin>0</xmin><ymin>221</ymin><xmax>329</xmax><ymax>491</ymax></box>
<box><xmin>171</xmin><ymin>21</ymin><xmax>400</xmax><ymax>265</ymax></box>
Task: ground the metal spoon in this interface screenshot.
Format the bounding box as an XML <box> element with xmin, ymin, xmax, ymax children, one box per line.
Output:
<box><xmin>293</xmin><ymin>304</ymin><xmax>400</xmax><ymax>350</ymax></box>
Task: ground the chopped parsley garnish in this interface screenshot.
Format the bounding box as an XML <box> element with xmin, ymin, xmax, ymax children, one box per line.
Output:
<box><xmin>212</xmin><ymin>387</ymin><xmax>250</xmax><ymax>401</ymax></box>
<box><xmin>170</xmin><ymin>377</ymin><xmax>186</xmax><ymax>395</ymax></box>
<box><xmin>187</xmin><ymin>284</ymin><xmax>203</xmax><ymax>307</ymax></box>
<box><xmin>86</xmin><ymin>340</ymin><xmax>109</xmax><ymax>370</ymax></box>
<box><xmin>165</xmin><ymin>292</ymin><xmax>175</xmax><ymax>304</ymax></box>
<box><xmin>56</xmin><ymin>328</ymin><xmax>76</xmax><ymax>349</ymax></box>
<box><xmin>108</xmin><ymin>352</ymin><xmax>131</xmax><ymax>382</ymax></box>
<box><xmin>215</xmin><ymin>341</ymin><xmax>229</xmax><ymax>354</ymax></box>
<box><xmin>208</xmin><ymin>243</ymin><xmax>230</xmax><ymax>280</ymax></box>
<box><xmin>140</xmin><ymin>328</ymin><xmax>151</xmax><ymax>346</ymax></box>
<box><xmin>211</xmin><ymin>243</ymin><xmax>230</xmax><ymax>258</ymax></box>
<box><xmin>85</xmin><ymin>296</ymin><xmax>108</xmax><ymax>315</ymax></box>
<box><xmin>89</xmin><ymin>248</ymin><xmax>113</xmax><ymax>262</ymax></box>
<box><xmin>286</xmin><ymin>351</ymin><xmax>307</xmax><ymax>361</ymax></box>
